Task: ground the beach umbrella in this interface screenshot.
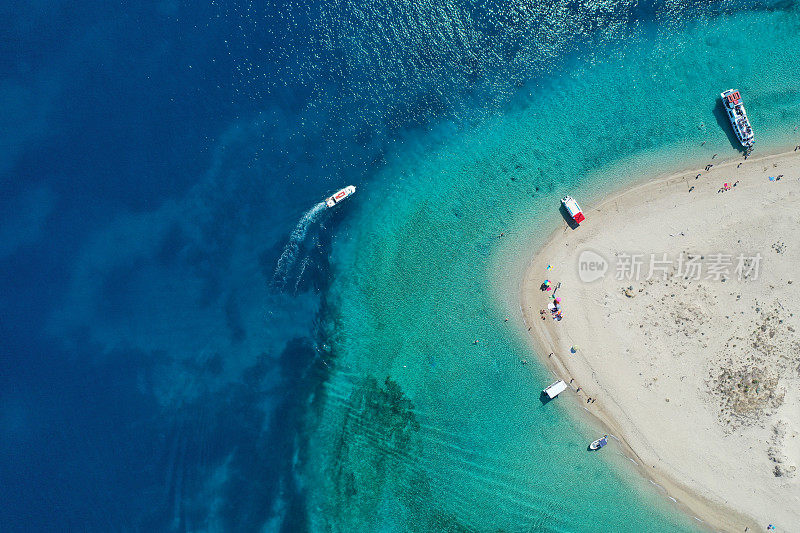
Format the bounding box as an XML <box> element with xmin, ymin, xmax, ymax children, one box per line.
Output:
<box><xmin>555</xmin><ymin>297</ymin><xmax>561</xmax><ymax>304</ymax></box>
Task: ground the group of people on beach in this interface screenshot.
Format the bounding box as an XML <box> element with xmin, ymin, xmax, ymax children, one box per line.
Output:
<box><xmin>538</xmin><ymin>279</ymin><xmax>563</xmax><ymax>321</ymax></box>
<box><xmin>538</xmin><ymin>306</ymin><xmax>561</xmax><ymax>321</ymax></box>
<box><xmin>569</xmin><ymin>375</ymin><xmax>596</xmax><ymax>404</ymax></box>
<box><xmin>717</xmin><ymin>180</ymin><xmax>739</xmax><ymax>193</ymax></box>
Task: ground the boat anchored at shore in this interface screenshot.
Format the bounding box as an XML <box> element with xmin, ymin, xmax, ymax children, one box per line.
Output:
<box><xmin>542</xmin><ymin>379</ymin><xmax>568</xmax><ymax>399</ymax></box>
<box><xmin>325</xmin><ymin>185</ymin><xmax>356</xmax><ymax>208</ymax></box>
<box><xmin>720</xmin><ymin>89</ymin><xmax>754</xmax><ymax>150</ymax></box>
<box><xmin>588</xmin><ymin>435</ymin><xmax>608</xmax><ymax>451</ymax></box>
<box><xmin>561</xmin><ymin>195</ymin><xmax>585</xmax><ymax>225</ymax></box>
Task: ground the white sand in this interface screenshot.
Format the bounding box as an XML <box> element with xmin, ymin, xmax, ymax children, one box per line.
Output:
<box><xmin>522</xmin><ymin>150</ymin><xmax>800</xmax><ymax>531</ymax></box>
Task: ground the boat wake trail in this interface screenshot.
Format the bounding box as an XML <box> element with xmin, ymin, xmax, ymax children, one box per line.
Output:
<box><xmin>272</xmin><ymin>201</ymin><xmax>326</xmax><ymax>291</ymax></box>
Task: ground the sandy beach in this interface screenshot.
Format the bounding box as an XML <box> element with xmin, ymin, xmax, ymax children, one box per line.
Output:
<box><xmin>522</xmin><ymin>149</ymin><xmax>800</xmax><ymax>531</ymax></box>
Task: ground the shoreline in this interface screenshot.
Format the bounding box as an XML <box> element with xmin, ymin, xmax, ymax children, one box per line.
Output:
<box><xmin>520</xmin><ymin>147</ymin><xmax>800</xmax><ymax>531</ymax></box>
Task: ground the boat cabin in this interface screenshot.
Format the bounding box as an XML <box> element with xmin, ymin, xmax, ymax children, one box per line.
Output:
<box><xmin>543</xmin><ymin>380</ymin><xmax>568</xmax><ymax>399</ymax></box>
<box><xmin>561</xmin><ymin>196</ymin><xmax>585</xmax><ymax>225</ymax></box>
<box><xmin>724</xmin><ymin>90</ymin><xmax>741</xmax><ymax>106</ymax></box>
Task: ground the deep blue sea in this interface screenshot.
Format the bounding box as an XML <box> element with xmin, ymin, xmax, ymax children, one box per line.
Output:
<box><xmin>2</xmin><ymin>1</ymin><xmax>800</xmax><ymax>531</ymax></box>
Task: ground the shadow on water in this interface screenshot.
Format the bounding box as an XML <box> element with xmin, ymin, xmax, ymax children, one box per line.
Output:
<box><xmin>712</xmin><ymin>100</ymin><xmax>746</xmax><ymax>153</ymax></box>
<box><xmin>539</xmin><ymin>390</ymin><xmax>555</xmax><ymax>405</ymax></box>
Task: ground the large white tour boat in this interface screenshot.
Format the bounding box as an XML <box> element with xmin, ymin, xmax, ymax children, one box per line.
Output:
<box><xmin>720</xmin><ymin>89</ymin><xmax>754</xmax><ymax>149</ymax></box>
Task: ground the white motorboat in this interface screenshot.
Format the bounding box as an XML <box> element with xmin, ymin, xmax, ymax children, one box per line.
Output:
<box><xmin>325</xmin><ymin>185</ymin><xmax>356</xmax><ymax>208</ymax></box>
<box><xmin>561</xmin><ymin>195</ymin><xmax>585</xmax><ymax>225</ymax></box>
<box><xmin>589</xmin><ymin>435</ymin><xmax>608</xmax><ymax>451</ymax></box>
<box><xmin>543</xmin><ymin>380</ymin><xmax>568</xmax><ymax>399</ymax></box>
<box><xmin>720</xmin><ymin>89</ymin><xmax>754</xmax><ymax>149</ymax></box>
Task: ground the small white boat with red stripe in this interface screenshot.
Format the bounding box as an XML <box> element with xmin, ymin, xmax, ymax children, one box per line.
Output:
<box><xmin>561</xmin><ymin>195</ymin><xmax>585</xmax><ymax>225</ymax></box>
<box><xmin>325</xmin><ymin>185</ymin><xmax>356</xmax><ymax>208</ymax></box>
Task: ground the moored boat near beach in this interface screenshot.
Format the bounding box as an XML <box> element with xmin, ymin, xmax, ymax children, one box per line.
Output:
<box><xmin>721</xmin><ymin>89</ymin><xmax>755</xmax><ymax>149</ymax></box>
<box><xmin>589</xmin><ymin>435</ymin><xmax>608</xmax><ymax>451</ymax></box>
<box><xmin>543</xmin><ymin>379</ymin><xmax>568</xmax><ymax>399</ymax></box>
<box><xmin>561</xmin><ymin>196</ymin><xmax>585</xmax><ymax>225</ymax></box>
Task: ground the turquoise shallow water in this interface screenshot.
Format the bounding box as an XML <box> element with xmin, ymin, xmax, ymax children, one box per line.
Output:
<box><xmin>307</xmin><ymin>5</ymin><xmax>800</xmax><ymax>531</ymax></box>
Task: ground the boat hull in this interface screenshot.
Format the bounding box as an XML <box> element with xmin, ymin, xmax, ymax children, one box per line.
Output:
<box><xmin>720</xmin><ymin>89</ymin><xmax>754</xmax><ymax>149</ymax></box>
<box><xmin>589</xmin><ymin>436</ymin><xmax>608</xmax><ymax>451</ymax></box>
<box><xmin>561</xmin><ymin>195</ymin><xmax>585</xmax><ymax>225</ymax></box>
<box><xmin>325</xmin><ymin>185</ymin><xmax>356</xmax><ymax>208</ymax></box>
